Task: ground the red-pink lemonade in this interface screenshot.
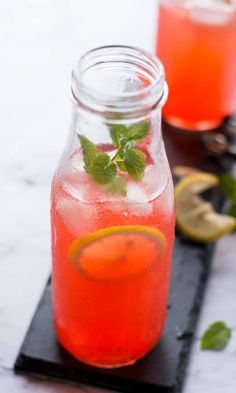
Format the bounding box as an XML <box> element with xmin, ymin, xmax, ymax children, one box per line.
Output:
<box><xmin>51</xmin><ymin>162</ymin><xmax>175</xmax><ymax>367</ymax></box>
<box><xmin>157</xmin><ymin>0</ymin><xmax>236</xmax><ymax>130</ymax></box>
<box><xmin>51</xmin><ymin>46</ymin><xmax>175</xmax><ymax>368</ymax></box>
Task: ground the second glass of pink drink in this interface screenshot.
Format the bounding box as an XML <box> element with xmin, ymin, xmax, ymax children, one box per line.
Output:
<box><xmin>156</xmin><ymin>0</ymin><xmax>236</xmax><ymax>131</ymax></box>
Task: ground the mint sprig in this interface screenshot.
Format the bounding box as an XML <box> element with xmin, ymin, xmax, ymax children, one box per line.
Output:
<box><xmin>219</xmin><ymin>174</ymin><xmax>236</xmax><ymax>220</ymax></box>
<box><xmin>228</xmin><ymin>202</ymin><xmax>236</xmax><ymax>218</ymax></box>
<box><xmin>78</xmin><ymin>135</ymin><xmax>97</xmax><ymax>173</ymax></box>
<box><xmin>109</xmin><ymin>124</ymin><xmax>127</xmax><ymax>148</ymax></box>
<box><xmin>109</xmin><ymin>121</ymin><xmax>149</xmax><ymax>181</ymax></box>
<box><xmin>219</xmin><ymin>174</ymin><xmax>236</xmax><ymax>200</ymax></box>
<box><xmin>78</xmin><ymin>120</ymin><xmax>149</xmax><ymax>195</ymax></box>
<box><xmin>126</xmin><ymin>120</ymin><xmax>149</xmax><ymax>143</ymax></box>
<box><xmin>109</xmin><ymin>120</ymin><xmax>149</xmax><ymax>147</ymax></box>
<box><xmin>90</xmin><ymin>154</ymin><xmax>117</xmax><ymax>185</ymax></box>
<box><xmin>201</xmin><ymin>321</ymin><xmax>231</xmax><ymax>351</ymax></box>
<box><xmin>123</xmin><ymin>148</ymin><xmax>146</xmax><ymax>180</ymax></box>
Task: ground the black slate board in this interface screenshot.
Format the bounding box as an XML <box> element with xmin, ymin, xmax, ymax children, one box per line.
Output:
<box><xmin>15</xmin><ymin>122</ymin><xmax>232</xmax><ymax>393</ymax></box>
<box><xmin>15</xmin><ymin>240</ymin><xmax>213</xmax><ymax>393</ymax></box>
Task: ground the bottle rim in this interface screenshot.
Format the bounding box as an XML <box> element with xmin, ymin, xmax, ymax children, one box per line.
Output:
<box><xmin>71</xmin><ymin>45</ymin><xmax>168</xmax><ymax>119</ymax></box>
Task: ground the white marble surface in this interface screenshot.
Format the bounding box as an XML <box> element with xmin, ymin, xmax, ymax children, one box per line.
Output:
<box><xmin>0</xmin><ymin>1</ymin><xmax>235</xmax><ymax>392</ymax></box>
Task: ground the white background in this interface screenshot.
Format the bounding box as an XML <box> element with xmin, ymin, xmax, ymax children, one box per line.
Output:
<box><xmin>0</xmin><ymin>1</ymin><xmax>236</xmax><ymax>392</ymax></box>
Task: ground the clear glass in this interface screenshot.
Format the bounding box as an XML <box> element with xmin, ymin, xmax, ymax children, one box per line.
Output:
<box><xmin>51</xmin><ymin>45</ymin><xmax>175</xmax><ymax>368</ymax></box>
<box><xmin>156</xmin><ymin>0</ymin><xmax>236</xmax><ymax>131</ymax></box>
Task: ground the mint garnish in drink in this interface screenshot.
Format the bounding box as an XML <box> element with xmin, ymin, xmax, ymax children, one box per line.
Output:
<box><xmin>90</xmin><ymin>154</ymin><xmax>117</xmax><ymax>185</ymax></box>
<box><xmin>123</xmin><ymin>148</ymin><xmax>146</xmax><ymax>181</ymax></box>
<box><xmin>78</xmin><ymin>120</ymin><xmax>149</xmax><ymax>195</ymax></box>
<box><xmin>201</xmin><ymin>321</ymin><xmax>231</xmax><ymax>350</ymax></box>
<box><xmin>78</xmin><ymin>135</ymin><xmax>97</xmax><ymax>173</ymax></box>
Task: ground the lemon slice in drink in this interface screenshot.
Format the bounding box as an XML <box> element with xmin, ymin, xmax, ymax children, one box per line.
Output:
<box><xmin>69</xmin><ymin>225</ymin><xmax>166</xmax><ymax>280</ymax></box>
<box><xmin>175</xmin><ymin>173</ymin><xmax>236</xmax><ymax>243</ymax></box>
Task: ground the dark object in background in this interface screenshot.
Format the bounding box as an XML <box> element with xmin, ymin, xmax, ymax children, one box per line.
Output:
<box><xmin>201</xmin><ymin>117</ymin><xmax>236</xmax><ymax>158</ymax></box>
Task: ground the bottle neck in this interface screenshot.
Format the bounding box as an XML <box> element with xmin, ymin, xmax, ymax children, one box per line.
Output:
<box><xmin>59</xmin><ymin>46</ymin><xmax>168</xmax><ymax>203</ymax></box>
<box><xmin>71</xmin><ymin>45</ymin><xmax>167</xmax><ymax>120</ymax></box>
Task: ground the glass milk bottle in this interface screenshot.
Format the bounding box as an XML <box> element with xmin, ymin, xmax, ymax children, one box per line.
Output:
<box><xmin>51</xmin><ymin>45</ymin><xmax>175</xmax><ymax>368</ymax></box>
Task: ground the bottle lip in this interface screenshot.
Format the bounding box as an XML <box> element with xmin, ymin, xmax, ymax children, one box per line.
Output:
<box><xmin>71</xmin><ymin>45</ymin><xmax>167</xmax><ymax>119</ymax></box>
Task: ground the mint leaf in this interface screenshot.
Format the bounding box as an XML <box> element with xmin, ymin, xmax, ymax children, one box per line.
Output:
<box><xmin>124</xmin><ymin>148</ymin><xmax>146</xmax><ymax>180</ymax></box>
<box><xmin>126</xmin><ymin>121</ymin><xmax>149</xmax><ymax>143</ymax></box>
<box><xmin>78</xmin><ymin>134</ymin><xmax>97</xmax><ymax>172</ymax></box>
<box><xmin>111</xmin><ymin>152</ymin><xmax>127</xmax><ymax>171</ymax></box>
<box><xmin>90</xmin><ymin>153</ymin><xmax>117</xmax><ymax>185</ymax></box>
<box><xmin>109</xmin><ymin>121</ymin><xmax>149</xmax><ymax>147</ymax></box>
<box><xmin>219</xmin><ymin>174</ymin><xmax>236</xmax><ymax>231</ymax></box>
<box><xmin>228</xmin><ymin>203</ymin><xmax>236</xmax><ymax>232</ymax></box>
<box><xmin>219</xmin><ymin>174</ymin><xmax>236</xmax><ymax>201</ymax></box>
<box><xmin>109</xmin><ymin>124</ymin><xmax>127</xmax><ymax>148</ymax></box>
<box><xmin>105</xmin><ymin>176</ymin><xmax>127</xmax><ymax>196</ymax></box>
<box><xmin>201</xmin><ymin>321</ymin><xmax>231</xmax><ymax>350</ymax></box>
<box><xmin>117</xmin><ymin>160</ymin><xmax>127</xmax><ymax>171</ymax></box>
<box><xmin>228</xmin><ymin>202</ymin><xmax>236</xmax><ymax>218</ymax></box>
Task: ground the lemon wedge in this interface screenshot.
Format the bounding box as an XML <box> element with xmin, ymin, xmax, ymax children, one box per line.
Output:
<box><xmin>175</xmin><ymin>173</ymin><xmax>236</xmax><ymax>243</ymax></box>
<box><xmin>69</xmin><ymin>225</ymin><xmax>166</xmax><ymax>280</ymax></box>
<box><xmin>172</xmin><ymin>165</ymin><xmax>201</xmax><ymax>179</ymax></box>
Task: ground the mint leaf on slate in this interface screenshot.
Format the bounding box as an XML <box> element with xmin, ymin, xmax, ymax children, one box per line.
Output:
<box><xmin>228</xmin><ymin>203</ymin><xmax>236</xmax><ymax>232</ymax></box>
<box><xmin>201</xmin><ymin>321</ymin><xmax>231</xmax><ymax>350</ymax></box>
<box><xmin>105</xmin><ymin>176</ymin><xmax>127</xmax><ymax>196</ymax></box>
<box><xmin>219</xmin><ymin>174</ymin><xmax>236</xmax><ymax>229</ymax></box>
<box><xmin>126</xmin><ymin>120</ymin><xmax>149</xmax><ymax>143</ymax></box>
<box><xmin>124</xmin><ymin>148</ymin><xmax>146</xmax><ymax>181</ymax></box>
<box><xmin>219</xmin><ymin>174</ymin><xmax>236</xmax><ymax>201</ymax></box>
<box><xmin>109</xmin><ymin>124</ymin><xmax>127</xmax><ymax>148</ymax></box>
<box><xmin>228</xmin><ymin>202</ymin><xmax>236</xmax><ymax>218</ymax></box>
<box><xmin>78</xmin><ymin>134</ymin><xmax>97</xmax><ymax>172</ymax></box>
<box><xmin>90</xmin><ymin>153</ymin><xmax>117</xmax><ymax>185</ymax></box>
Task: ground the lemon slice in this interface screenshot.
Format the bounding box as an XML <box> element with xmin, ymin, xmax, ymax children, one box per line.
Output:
<box><xmin>69</xmin><ymin>225</ymin><xmax>166</xmax><ymax>280</ymax></box>
<box><xmin>175</xmin><ymin>173</ymin><xmax>236</xmax><ymax>243</ymax></box>
<box><xmin>172</xmin><ymin>165</ymin><xmax>201</xmax><ymax>179</ymax></box>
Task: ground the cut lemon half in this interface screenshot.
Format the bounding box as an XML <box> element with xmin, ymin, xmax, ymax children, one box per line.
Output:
<box><xmin>69</xmin><ymin>225</ymin><xmax>166</xmax><ymax>280</ymax></box>
<box><xmin>175</xmin><ymin>173</ymin><xmax>236</xmax><ymax>243</ymax></box>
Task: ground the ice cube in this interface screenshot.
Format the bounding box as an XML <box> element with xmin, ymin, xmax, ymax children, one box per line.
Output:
<box><xmin>130</xmin><ymin>202</ymin><xmax>153</xmax><ymax>216</ymax></box>
<box><xmin>127</xmin><ymin>182</ymin><xmax>148</xmax><ymax>203</ymax></box>
<box><xmin>107</xmin><ymin>199</ymin><xmax>153</xmax><ymax>216</ymax></box>
<box><xmin>71</xmin><ymin>152</ymin><xmax>84</xmax><ymax>171</ymax></box>
<box><xmin>56</xmin><ymin>197</ymin><xmax>96</xmax><ymax>236</ymax></box>
<box><xmin>186</xmin><ymin>0</ymin><xmax>235</xmax><ymax>25</ymax></box>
